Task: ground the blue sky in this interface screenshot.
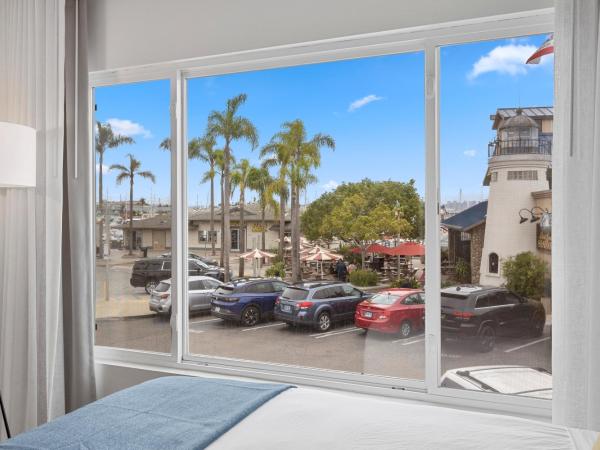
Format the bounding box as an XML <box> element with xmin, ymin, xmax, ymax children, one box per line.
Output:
<box><xmin>95</xmin><ymin>34</ymin><xmax>553</xmax><ymax>206</ymax></box>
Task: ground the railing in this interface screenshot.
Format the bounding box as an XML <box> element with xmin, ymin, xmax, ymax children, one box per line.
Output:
<box><xmin>488</xmin><ymin>138</ymin><xmax>552</xmax><ymax>157</ymax></box>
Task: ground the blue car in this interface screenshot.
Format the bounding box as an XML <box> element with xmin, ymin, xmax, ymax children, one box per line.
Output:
<box><xmin>210</xmin><ymin>278</ymin><xmax>288</xmax><ymax>326</ymax></box>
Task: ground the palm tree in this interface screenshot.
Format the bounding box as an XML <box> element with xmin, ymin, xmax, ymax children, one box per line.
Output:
<box><xmin>110</xmin><ymin>154</ymin><xmax>156</xmax><ymax>255</ymax></box>
<box><xmin>160</xmin><ymin>135</ymin><xmax>221</xmax><ymax>257</ymax></box>
<box><xmin>207</xmin><ymin>94</ymin><xmax>258</xmax><ymax>282</ymax></box>
<box><xmin>269</xmin><ymin>120</ymin><xmax>335</xmax><ymax>282</ymax></box>
<box><xmin>247</xmin><ymin>167</ymin><xmax>276</xmax><ymax>251</ymax></box>
<box><xmin>190</xmin><ymin>134</ymin><xmax>220</xmax><ymax>257</ymax></box>
<box><xmin>260</xmin><ymin>140</ymin><xmax>291</xmax><ymax>259</ymax></box>
<box><xmin>96</xmin><ymin>122</ymin><xmax>135</xmax><ymax>210</ymax></box>
<box><xmin>231</xmin><ymin>159</ymin><xmax>254</xmax><ymax>277</ymax></box>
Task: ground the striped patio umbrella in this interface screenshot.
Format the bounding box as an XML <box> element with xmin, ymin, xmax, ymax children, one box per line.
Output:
<box><xmin>239</xmin><ymin>248</ymin><xmax>277</xmax><ymax>276</ymax></box>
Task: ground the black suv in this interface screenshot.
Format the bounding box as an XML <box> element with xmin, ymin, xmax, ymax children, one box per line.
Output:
<box><xmin>441</xmin><ymin>285</ymin><xmax>546</xmax><ymax>352</ymax></box>
<box><xmin>274</xmin><ymin>282</ymin><xmax>370</xmax><ymax>332</ymax></box>
<box><xmin>130</xmin><ymin>258</ymin><xmax>229</xmax><ymax>293</ymax></box>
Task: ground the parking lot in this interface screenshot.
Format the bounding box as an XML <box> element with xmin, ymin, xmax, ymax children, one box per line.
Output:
<box><xmin>96</xmin><ymin>312</ymin><xmax>551</xmax><ymax>380</ymax></box>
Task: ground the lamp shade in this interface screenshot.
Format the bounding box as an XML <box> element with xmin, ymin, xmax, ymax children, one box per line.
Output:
<box><xmin>0</xmin><ymin>122</ymin><xmax>36</xmax><ymax>188</ymax></box>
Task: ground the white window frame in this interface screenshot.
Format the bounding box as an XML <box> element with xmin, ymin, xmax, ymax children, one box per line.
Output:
<box><xmin>91</xmin><ymin>7</ymin><xmax>554</xmax><ymax>419</ymax></box>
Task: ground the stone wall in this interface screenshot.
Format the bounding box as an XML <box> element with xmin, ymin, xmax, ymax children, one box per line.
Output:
<box><xmin>470</xmin><ymin>223</ymin><xmax>485</xmax><ymax>284</ymax></box>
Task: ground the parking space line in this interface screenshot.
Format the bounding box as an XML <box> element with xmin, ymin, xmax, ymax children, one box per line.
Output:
<box><xmin>504</xmin><ymin>337</ymin><xmax>551</xmax><ymax>353</ymax></box>
<box><xmin>241</xmin><ymin>323</ymin><xmax>286</xmax><ymax>332</ymax></box>
<box><xmin>392</xmin><ymin>337</ymin><xmax>425</xmax><ymax>345</ymax></box>
<box><xmin>312</xmin><ymin>327</ymin><xmax>361</xmax><ymax>339</ymax></box>
<box><xmin>189</xmin><ymin>318</ymin><xmax>221</xmax><ymax>324</ymax></box>
<box><xmin>189</xmin><ymin>329</ymin><xmax>205</xmax><ymax>334</ymax></box>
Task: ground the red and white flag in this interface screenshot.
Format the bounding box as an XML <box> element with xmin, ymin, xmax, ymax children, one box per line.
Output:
<box><xmin>526</xmin><ymin>34</ymin><xmax>554</xmax><ymax>64</ymax></box>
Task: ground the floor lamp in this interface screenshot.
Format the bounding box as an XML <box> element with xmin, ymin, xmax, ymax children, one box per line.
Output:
<box><xmin>0</xmin><ymin>121</ymin><xmax>37</xmax><ymax>440</ymax></box>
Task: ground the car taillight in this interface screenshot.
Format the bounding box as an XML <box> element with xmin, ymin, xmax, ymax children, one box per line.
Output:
<box><xmin>452</xmin><ymin>311</ymin><xmax>474</xmax><ymax>320</ymax></box>
<box><xmin>160</xmin><ymin>293</ymin><xmax>169</xmax><ymax>299</ymax></box>
<box><xmin>296</xmin><ymin>301</ymin><xmax>313</xmax><ymax>310</ymax></box>
<box><xmin>275</xmin><ymin>297</ymin><xmax>280</xmax><ymax>305</ymax></box>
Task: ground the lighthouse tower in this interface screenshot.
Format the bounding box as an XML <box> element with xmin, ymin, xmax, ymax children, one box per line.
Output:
<box><xmin>479</xmin><ymin>108</ymin><xmax>552</xmax><ymax>286</ymax></box>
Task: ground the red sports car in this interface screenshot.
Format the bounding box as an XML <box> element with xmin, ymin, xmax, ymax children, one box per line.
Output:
<box><xmin>355</xmin><ymin>288</ymin><xmax>425</xmax><ymax>337</ymax></box>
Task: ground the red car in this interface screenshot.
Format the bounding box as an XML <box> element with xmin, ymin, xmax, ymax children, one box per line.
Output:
<box><xmin>355</xmin><ymin>288</ymin><xmax>425</xmax><ymax>338</ymax></box>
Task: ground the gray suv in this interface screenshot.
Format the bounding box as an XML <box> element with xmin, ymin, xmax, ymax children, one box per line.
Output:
<box><xmin>274</xmin><ymin>282</ymin><xmax>370</xmax><ymax>332</ymax></box>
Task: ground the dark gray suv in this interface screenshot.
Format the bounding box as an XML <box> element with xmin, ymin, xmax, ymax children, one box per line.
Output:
<box><xmin>274</xmin><ymin>282</ymin><xmax>370</xmax><ymax>332</ymax></box>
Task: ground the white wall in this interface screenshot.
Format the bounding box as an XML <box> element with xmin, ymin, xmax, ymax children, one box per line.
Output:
<box><xmin>88</xmin><ymin>0</ymin><xmax>552</xmax><ymax>72</ymax></box>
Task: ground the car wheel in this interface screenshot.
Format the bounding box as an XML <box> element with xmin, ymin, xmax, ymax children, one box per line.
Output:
<box><xmin>315</xmin><ymin>311</ymin><xmax>331</xmax><ymax>332</ymax></box>
<box><xmin>478</xmin><ymin>325</ymin><xmax>496</xmax><ymax>353</ymax></box>
<box><xmin>531</xmin><ymin>312</ymin><xmax>545</xmax><ymax>337</ymax></box>
<box><xmin>398</xmin><ymin>320</ymin><xmax>413</xmax><ymax>339</ymax></box>
<box><xmin>145</xmin><ymin>279</ymin><xmax>158</xmax><ymax>294</ymax></box>
<box><xmin>241</xmin><ymin>306</ymin><xmax>260</xmax><ymax>327</ymax></box>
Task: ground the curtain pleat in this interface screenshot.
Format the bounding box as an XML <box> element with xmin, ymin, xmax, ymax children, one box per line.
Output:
<box><xmin>0</xmin><ymin>0</ymin><xmax>95</xmax><ymax>438</ymax></box>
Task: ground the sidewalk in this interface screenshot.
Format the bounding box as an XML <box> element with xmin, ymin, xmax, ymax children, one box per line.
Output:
<box><xmin>96</xmin><ymin>299</ymin><xmax>155</xmax><ymax>320</ymax></box>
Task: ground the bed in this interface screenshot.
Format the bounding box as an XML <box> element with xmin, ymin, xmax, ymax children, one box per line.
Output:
<box><xmin>1</xmin><ymin>376</ymin><xmax>596</xmax><ymax>450</ymax></box>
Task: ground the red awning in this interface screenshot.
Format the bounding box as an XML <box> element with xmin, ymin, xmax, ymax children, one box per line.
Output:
<box><xmin>388</xmin><ymin>242</ymin><xmax>425</xmax><ymax>256</ymax></box>
<box><xmin>350</xmin><ymin>243</ymin><xmax>394</xmax><ymax>255</ymax></box>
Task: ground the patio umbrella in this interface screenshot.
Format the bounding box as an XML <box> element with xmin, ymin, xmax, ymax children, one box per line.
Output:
<box><xmin>239</xmin><ymin>248</ymin><xmax>276</xmax><ymax>276</ymax></box>
<box><xmin>350</xmin><ymin>243</ymin><xmax>393</xmax><ymax>255</ymax></box>
<box><xmin>303</xmin><ymin>248</ymin><xmax>341</xmax><ymax>278</ymax></box>
<box><xmin>388</xmin><ymin>242</ymin><xmax>425</xmax><ymax>256</ymax></box>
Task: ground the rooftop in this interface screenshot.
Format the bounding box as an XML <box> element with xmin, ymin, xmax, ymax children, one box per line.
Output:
<box><xmin>490</xmin><ymin>107</ymin><xmax>553</xmax><ymax>130</ymax></box>
<box><xmin>441</xmin><ymin>201</ymin><xmax>487</xmax><ymax>232</ymax></box>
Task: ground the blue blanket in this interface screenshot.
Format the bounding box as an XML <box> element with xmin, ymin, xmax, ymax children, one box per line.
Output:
<box><xmin>1</xmin><ymin>376</ymin><xmax>292</xmax><ymax>449</ymax></box>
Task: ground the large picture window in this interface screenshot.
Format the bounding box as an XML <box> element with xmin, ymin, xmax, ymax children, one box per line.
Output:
<box><xmin>91</xmin><ymin>12</ymin><xmax>554</xmax><ymax>413</ymax></box>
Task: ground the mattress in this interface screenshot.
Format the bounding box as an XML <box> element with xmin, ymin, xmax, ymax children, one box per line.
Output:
<box><xmin>209</xmin><ymin>387</ymin><xmax>598</xmax><ymax>450</ymax></box>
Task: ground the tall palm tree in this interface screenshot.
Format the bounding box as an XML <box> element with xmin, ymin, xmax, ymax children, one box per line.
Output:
<box><xmin>207</xmin><ymin>94</ymin><xmax>258</xmax><ymax>282</ymax></box>
<box><xmin>231</xmin><ymin>159</ymin><xmax>254</xmax><ymax>277</ymax></box>
<box><xmin>110</xmin><ymin>154</ymin><xmax>156</xmax><ymax>255</ymax></box>
<box><xmin>269</xmin><ymin>120</ymin><xmax>335</xmax><ymax>282</ymax></box>
<box><xmin>213</xmin><ymin>149</ymin><xmax>226</xmax><ymax>267</ymax></box>
<box><xmin>260</xmin><ymin>141</ymin><xmax>291</xmax><ymax>259</ymax></box>
<box><xmin>190</xmin><ymin>134</ymin><xmax>219</xmax><ymax>256</ymax></box>
<box><xmin>160</xmin><ymin>135</ymin><xmax>221</xmax><ymax>257</ymax></box>
<box><xmin>247</xmin><ymin>167</ymin><xmax>276</xmax><ymax>251</ymax></box>
<box><xmin>96</xmin><ymin>122</ymin><xmax>135</xmax><ymax>210</ymax></box>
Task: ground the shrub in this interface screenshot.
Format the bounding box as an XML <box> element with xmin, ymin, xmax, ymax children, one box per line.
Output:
<box><xmin>338</xmin><ymin>245</ymin><xmax>361</xmax><ymax>265</ymax></box>
<box><xmin>265</xmin><ymin>261</ymin><xmax>286</xmax><ymax>279</ymax></box>
<box><xmin>502</xmin><ymin>251</ymin><xmax>548</xmax><ymax>300</ymax></box>
<box><xmin>390</xmin><ymin>276</ymin><xmax>420</xmax><ymax>289</ymax></box>
<box><xmin>455</xmin><ymin>258</ymin><xmax>471</xmax><ymax>284</ymax></box>
<box><xmin>349</xmin><ymin>269</ymin><xmax>378</xmax><ymax>287</ymax></box>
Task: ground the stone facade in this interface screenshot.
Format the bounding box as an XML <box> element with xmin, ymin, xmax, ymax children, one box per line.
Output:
<box><xmin>469</xmin><ymin>223</ymin><xmax>485</xmax><ymax>284</ymax></box>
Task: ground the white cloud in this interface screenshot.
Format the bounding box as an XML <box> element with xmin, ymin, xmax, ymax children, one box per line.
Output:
<box><xmin>322</xmin><ymin>180</ymin><xmax>339</xmax><ymax>191</ymax></box>
<box><xmin>107</xmin><ymin>118</ymin><xmax>152</xmax><ymax>138</ymax></box>
<box><xmin>348</xmin><ymin>94</ymin><xmax>383</xmax><ymax>112</ymax></box>
<box><xmin>468</xmin><ymin>44</ymin><xmax>551</xmax><ymax>80</ymax></box>
<box><xmin>96</xmin><ymin>163</ymin><xmax>111</xmax><ymax>175</ymax></box>
<box><xmin>463</xmin><ymin>149</ymin><xmax>477</xmax><ymax>158</ymax></box>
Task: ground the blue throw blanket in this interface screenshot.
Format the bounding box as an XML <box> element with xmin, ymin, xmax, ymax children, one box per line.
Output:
<box><xmin>1</xmin><ymin>376</ymin><xmax>292</xmax><ymax>449</ymax></box>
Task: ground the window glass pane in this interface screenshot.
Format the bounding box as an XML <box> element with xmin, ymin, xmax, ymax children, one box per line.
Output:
<box><xmin>440</xmin><ymin>35</ymin><xmax>553</xmax><ymax>399</ymax></box>
<box><xmin>94</xmin><ymin>79</ymin><xmax>172</xmax><ymax>353</ymax></box>
<box><xmin>186</xmin><ymin>51</ymin><xmax>425</xmax><ymax>381</ymax></box>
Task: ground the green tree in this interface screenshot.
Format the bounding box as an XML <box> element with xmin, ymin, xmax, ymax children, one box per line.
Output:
<box><xmin>160</xmin><ymin>135</ymin><xmax>221</xmax><ymax>257</ymax></box>
<box><xmin>231</xmin><ymin>159</ymin><xmax>253</xmax><ymax>277</ymax></box>
<box><xmin>207</xmin><ymin>94</ymin><xmax>258</xmax><ymax>282</ymax></box>
<box><xmin>247</xmin><ymin>166</ymin><xmax>276</xmax><ymax>251</ymax></box>
<box><xmin>96</xmin><ymin>122</ymin><xmax>135</xmax><ymax>211</ymax></box>
<box><xmin>502</xmin><ymin>251</ymin><xmax>548</xmax><ymax>300</ymax></box>
<box><xmin>260</xmin><ymin>138</ymin><xmax>290</xmax><ymax>259</ymax></box>
<box><xmin>322</xmin><ymin>193</ymin><xmax>409</xmax><ymax>268</ymax></box>
<box><xmin>263</xmin><ymin>120</ymin><xmax>334</xmax><ymax>282</ymax></box>
<box><xmin>302</xmin><ymin>179</ymin><xmax>423</xmax><ymax>243</ymax></box>
<box><xmin>110</xmin><ymin>154</ymin><xmax>156</xmax><ymax>255</ymax></box>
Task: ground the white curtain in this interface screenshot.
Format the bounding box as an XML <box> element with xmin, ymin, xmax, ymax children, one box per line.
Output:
<box><xmin>0</xmin><ymin>0</ymin><xmax>95</xmax><ymax>439</ymax></box>
<box><xmin>553</xmin><ymin>0</ymin><xmax>600</xmax><ymax>432</ymax></box>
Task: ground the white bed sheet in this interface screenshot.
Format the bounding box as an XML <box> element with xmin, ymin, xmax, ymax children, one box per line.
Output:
<box><xmin>210</xmin><ymin>387</ymin><xmax>597</xmax><ymax>450</ymax></box>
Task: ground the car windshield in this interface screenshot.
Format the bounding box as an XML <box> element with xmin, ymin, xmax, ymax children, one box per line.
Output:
<box><xmin>154</xmin><ymin>282</ymin><xmax>170</xmax><ymax>293</ymax></box>
<box><xmin>214</xmin><ymin>285</ymin><xmax>235</xmax><ymax>295</ymax></box>
<box><xmin>281</xmin><ymin>287</ymin><xmax>309</xmax><ymax>301</ymax></box>
<box><xmin>368</xmin><ymin>293</ymin><xmax>401</xmax><ymax>305</ymax></box>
